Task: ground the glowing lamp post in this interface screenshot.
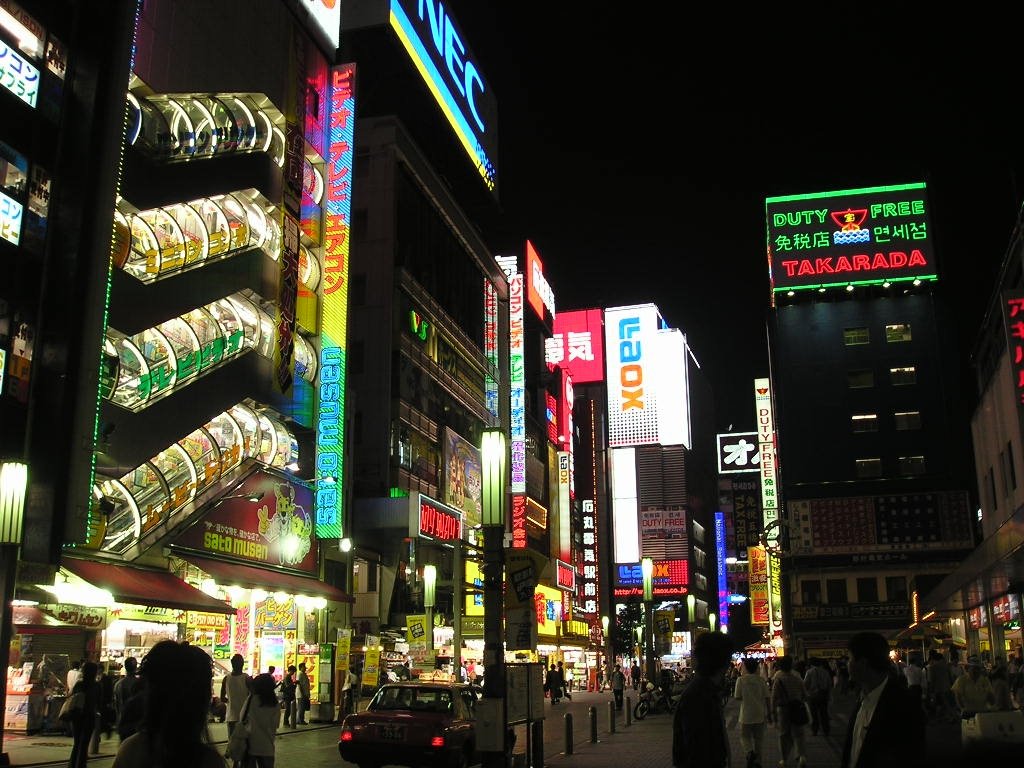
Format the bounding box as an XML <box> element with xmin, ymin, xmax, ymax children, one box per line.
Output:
<box><xmin>423</xmin><ymin>564</ymin><xmax>437</xmax><ymax>652</ymax></box>
<box><xmin>641</xmin><ymin>557</ymin><xmax>655</xmax><ymax>683</ymax></box>
<box><xmin>480</xmin><ymin>429</ymin><xmax>507</xmax><ymax>767</ymax></box>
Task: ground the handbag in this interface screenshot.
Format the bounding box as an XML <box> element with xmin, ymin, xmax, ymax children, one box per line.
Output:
<box><xmin>58</xmin><ymin>691</ymin><xmax>85</xmax><ymax>722</ymax></box>
<box><xmin>225</xmin><ymin>696</ymin><xmax>252</xmax><ymax>762</ymax></box>
<box><xmin>778</xmin><ymin>678</ymin><xmax>810</xmax><ymax>726</ymax></box>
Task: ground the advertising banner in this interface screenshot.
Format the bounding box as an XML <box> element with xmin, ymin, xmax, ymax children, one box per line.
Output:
<box><xmin>547</xmin><ymin>308</ymin><xmax>605</xmax><ymax>384</ymax></box>
<box><xmin>748</xmin><ymin>546</ymin><xmax>769</xmax><ymax>626</ymax></box>
<box><xmin>717</xmin><ymin>432</ymin><xmax>760</xmax><ymax>474</ymax></box>
<box><xmin>336</xmin><ymin>628</ymin><xmax>352</xmax><ymax>677</ymax></box>
<box><xmin>654</xmin><ymin>609</ymin><xmax>675</xmax><ymax>655</ymax></box>
<box><xmin>525</xmin><ymin>240</ymin><xmax>555</xmax><ymax>325</ymax></box>
<box><xmin>173</xmin><ymin>471</ymin><xmax>317</xmax><ymax>574</ymax></box>
<box><xmin>1002</xmin><ymin>291</ymin><xmax>1024</xmax><ymax>437</ymax></box>
<box><xmin>613</xmin><ymin>559</ymin><xmax>688</xmax><ymax>598</ymax></box>
<box><xmin>361</xmin><ymin>634</ymin><xmax>380</xmax><ymax>690</ymax></box>
<box><xmin>604</xmin><ymin>304</ymin><xmax>661</xmax><ymax>447</ymax></box>
<box><xmin>406</xmin><ymin>614</ymin><xmax>428</xmax><ymax>652</ymax></box>
<box><xmin>765</xmin><ymin>182</ymin><xmax>935</xmax><ymax>293</ymax></box>
<box><xmin>442</xmin><ymin>428</ymin><xmax>482</xmax><ymax>528</ymax></box>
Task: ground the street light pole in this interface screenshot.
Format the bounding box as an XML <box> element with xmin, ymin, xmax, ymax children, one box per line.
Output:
<box><xmin>480</xmin><ymin>429</ymin><xmax>507</xmax><ymax>768</ymax></box>
<box><xmin>641</xmin><ymin>557</ymin><xmax>654</xmax><ymax>684</ymax></box>
<box><xmin>423</xmin><ymin>565</ymin><xmax>437</xmax><ymax>655</ymax></box>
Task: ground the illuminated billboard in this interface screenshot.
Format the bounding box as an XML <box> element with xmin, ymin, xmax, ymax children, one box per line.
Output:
<box><xmin>442</xmin><ymin>427</ymin><xmax>482</xmax><ymax>529</ymax></box>
<box><xmin>525</xmin><ymin>240</ymin><xmax>555</xmax><ymax>324</ymax></box>
<box><xmin>717</xmin><ymin>432</ymin><xmax>760</xmax><ymax>474</ymax></box>
<box><xmin>613</xmin><ymin>559</ymin><xmax>689</xmax><ymax>598</ymax></box>
<box><xmin>715</xmin><ymin>511</ymin><xmax>728</xmax><ymax>631</ymax></box>
<box><xmin>547</xmin><ymin>308</ymin><xmax>604</xmax><ymax>383</ymax></box>
<box><xmin>610</xmin><ymin>447</ymin><xmax>639</xmax><ymax>563</ymax></box>
<box><xmin>604</xmin><ymin>304</ymin><xmax>689</xmax><ymax>448</ymax></box>
<box><xmin>754</xmin><ymin>377</ymin><xmax>784</xmax><ymax>640</ymax></box>
<box><xmin>302</xmin><ymin>0</ymin><xmax>342</xmax><ymax>50</ymax></box>
<box><xmin>496</xmin><ymin>256</ymin><xmax>526</xmax><ymax>493</ymax></box>
<box><xmin>314</xmin><ymin>63</ymin><xmax>355</xmax><ymax>539</ymax></box>
<box><xmin>389</xmin><ymin>0</ymin><xmax>498</xmax><ymax>194</ymax></box>
<box><xmin>766</xmin><ymin>182</ymin><xmax>936</xmax><ymax>293</ymax></box>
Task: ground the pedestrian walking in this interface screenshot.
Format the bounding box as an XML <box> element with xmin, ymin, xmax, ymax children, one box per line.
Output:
<box><xmin>671</xmin><ymin>631</ymin><xmax>734</xmax><ymax>768</ymax></box>
<box><xmin>279</xmin><ymin>665</ymin><xmax>297</xmax><ymax>728</ymax></box>
<box><xmin>611</xmin><ymin>664</ymin><xmax>626</xmax><ymax>710</ymax></box>
<box><xmin>110</xmin><ymin>640</ymin><xmax>225</xmax><ymax>768</ymax></box>
<box><xmin>67</xmin><ymin>661</ymin><xmax>101</xmax><ymax>768</ymax></box>
<box><xmin>770</xmin><ymin>655</ymin><xmax>808</xmax><ymax>767</ymax></box>
<box><xmin>952</xmin><ymin>656</ymin><xmax>993</xmax><ymax>717</ymax></box>
<box><xmin>903</xmin><ymin>654</ymin><xmax>926</xmax><ymax>713</ymax></box>
<box><xmin>295</xmin><ymin>662</ymin><xmax>311</xmax><ymax>725</ymax></box>
<box><xmin>925</xmin><ymin>650</ymin><xmax>957</xmax><ymax>722</ymax></box>
<box><xmin>243</xmin><ymin>673</ymin><xmax>280</xmax><ymax>768</ymax></box>
<box><xmin>90</xmin><ymin>665</ymin><xmax>115</xmax><ymax>755</ymax></box>
<box><xmin>734</xmin><ymin>657</ymin><xmax>771</xmax><ymax>768</ymax></box>
<box><xmin>112</xmin><ymin>657</ymin><xmax>142</xmax><ymax>742</ymax></box>
<box><xmin>631</xmin><ymin>661</ymin><xmax>642</xmax><ymax>691</ymax></box>
<box><xmin>544</xmin><ymin>664</ymin><xmax>562</xmax><ymax>704</ymax></box>
<box><xmin>220</xmin><ymin>654</ymin><xmax>252</xmax><ymax>766</ymax></box>
<box><xmin>557</xmin><ymin>661</ymin><xmax>572</xmax><ymax>700</ymax></box>
<box><xmin>841</xmin><ymin>631</ymin><xmax>925</xmax><ymax>768</ymax></box>
<box><xmin>803</xmin><ymin>657</ymin><xmax>833</xmax><ymax>736</ymax></box>
<box><xmin>564</xmin><ymin>665</ymin><xmax>574</xmax><ymax>694</ymax></box>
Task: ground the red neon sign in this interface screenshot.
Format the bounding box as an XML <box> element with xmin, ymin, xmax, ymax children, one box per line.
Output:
<box><xmin>555</xmin><ymin>559</ymin><xmax>575</xmax><ymax>591</ymax></box>
<box><xmin>511</xmin><ymin>494</ymin><xmax>527</xmax><ymax>548</ymax></box>
<box><xmin>418</xmin><ymin>499</ymin><xmax>462</xmax><ymax>542</ymax></box>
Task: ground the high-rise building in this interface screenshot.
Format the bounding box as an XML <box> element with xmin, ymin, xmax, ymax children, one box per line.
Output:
<box><xmin>765</xmin><ymin>182</ymin><xmax>978</xmax><ymax>658</ymax></box>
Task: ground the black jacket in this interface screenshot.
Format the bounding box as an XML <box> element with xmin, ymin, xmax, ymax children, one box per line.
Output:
<box><xmin>671</xmin><ymin>674</ymin><xmax>728</xmax><ymax>768</ymax></box>
<box><xmin>841</xmin><ymin>674</ymin><xmax>925</xmax><ymax>768</ymax></box>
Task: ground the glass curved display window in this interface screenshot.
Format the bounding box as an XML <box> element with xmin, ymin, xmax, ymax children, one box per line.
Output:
<box><xmin>230</xmin><ymin>404</ymin><xmax>262</xmax><ymax>459</ymax></box>
<box><xmin>206</xmin><ymin>297</ymin><xmax>247</xmax><ymax>352</ymax></box>
<box><xmin>96</xmin><ymin>479</ymin><xmax>141</xmax><ymax>554</ymax></box>
<box><xmin>129</xmin><ymin>327</ymin><xmax>177</xmax><ymax>401</ymax></box>
<box><xmin>179</xmin><ymin>428</ymin><xmax>222</xmax><ymax>493</ymax></box>
<box><xmin>162</xmin><ymin>202</ymin><xmax>209</xmax><ymax>266</ymax></box>
<box><xmin>112</xmin><ymin>210</ymin><xmax>132</xmax><ymax>269</ymax></box>
<box><xmin>294</xmin><ymin>334</ymin><xmax>317</xmax><ymax>383</ymax></box>
<box><xmin>235</xmin><ymin>195</ymin><xmax>279</xmax><ymax>254</ymax></box>
<box><xmin>270</xmin><ymin>419</ymin><xmax>295</xmax><ymax>467</ymax></box>
<box><xmin>150</xmin><ymin>443</ymin><xmax>197</xmax><ymax>525</ymax></box>
<box><xmin>118</xmin><ymin>462</ymin><xmax>170</xmax><ymax>548</ymax></box>
<box><xmin>110</xmin><ymin>335</ymin><xmax>150</xmax><ymax>410</ymax></box>
<box><xmin>190</xmin><ymin>197</ymin><xmax>230</xmax><ymax>258</ymax></box>
<box><xmin>298</xmin><ymin>245</ymin><xmax>320</xmax><ymax>291</ymax></box>
<box><xmin>225</xmin><ymin>294</ymin><xmax>263</xmax><ymax>352</ymax></box>
<box><xmin>136</xmin><ymin>208</ymin><xmax>187</xmax><ymax>274</ymax></box>
<box><xmin>206</xmin><ymin>411</ymin><xmax>245</xmax><ymax>475</ymax></box>
<box><xmin>255</xmin><ymin>411</ymin><xmax>280</xmax><ymax>465</ymax></box>
<box><xmin>131</xmin><ymin>91</ymin><xmax>285</xmax><ymax>165</ymax></box>
<box><xmin>153</xmin><ymin>316</ymin><xmax>200</xmax><ymax>386</ymax></box>
<box><xmin>210</xmin><ymin>193</ymin><xmax>252</xmax><ymax>252</ymax></box>
<box><xmin>100</xmin><ymin>338</ymin><xmax>121</xmax><ymax>402</ymax></box>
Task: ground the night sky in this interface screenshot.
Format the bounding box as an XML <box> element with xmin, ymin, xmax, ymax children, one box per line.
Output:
<box><xmin>446</xmin><ymin>4</ymin><xmax>1024</xmax><ymax>429</ymax></box>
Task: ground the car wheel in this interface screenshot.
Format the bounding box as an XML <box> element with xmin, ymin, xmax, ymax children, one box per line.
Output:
<box><xmin>633</xmin><ymin>700</ymin><xmax>649</xmax><ymax>720</ymax></box>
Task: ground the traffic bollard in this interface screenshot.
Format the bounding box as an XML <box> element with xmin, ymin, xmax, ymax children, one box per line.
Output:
<box><xmin>564</xmin><ymin>712</ymin><xmax>573</xmax><ymax>755</ymax></box>
<box><xmin>532</xmin><ymin>719</ymin><xmax>544</xmax><ymax>768</ymax></box>
<box><xmin>608</xmin><ymin>700</ymin><xmax>616</xmax><ymax>733</ymax></box>
<box><xmin>589</xmin><ymin>706</ymin><xmax>598</xmax><ymax>743</ymax></box>
<box><xmin>625</xmin><ymin>696</ymin><xmax>632</xmax><ymax>727</ymax></box>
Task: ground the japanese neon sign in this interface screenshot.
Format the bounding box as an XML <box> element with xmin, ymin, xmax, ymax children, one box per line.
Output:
<box><xmin>547</xmin><ymin>308</ymin><xmax>604</xmax><ymax>384</ymax></box>
<box><xmin>1001</xmin><ymin>292</ymin><xmax>1024</xmax><ymax>418</ymax></box>
<box><xmin>418</xmin><ymin>495</ymin><xmax>463</xmax><ymax>542</ymax></box>
<box><xmin>315</xmin><ymin>63</ymin><xmax>355</xmax><ymax>539</ymax></box>
<box><xmin>715</xmin><ymin>511</ymin><xmax>729</xmax><ymax>630</ymax></box>
<box><xmin>577</xmin><ymin>499</ymin><xmax>598</xmax><ymax>618</ymax></box>
<box><xmin>510</xmin><ymin>493</ymin><xmax>527</xmax><ymax>548</ymax></box>
<box><xmin>526</xmin><ymin>240</ymin><xmax>554</xmax><ymax>323</ymax></box>
<box><xmin>496</xmin><ymin>255</ymin><xmax>526</xmax><ymax>493</ymax></box>
<box><xmin>0</xmin><ymin>40</ymin><xmax>38</xmax><ymax>108</ymax></box>
<box><xmin>766</xmin><ymin>182</ymin><xmax>936</xmax><ymax>292</ymax></box>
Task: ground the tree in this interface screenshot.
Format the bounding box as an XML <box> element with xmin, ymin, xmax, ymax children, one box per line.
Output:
<box><xmin>613</xmin><ymin>601</ymin><xmax>643</xmax><ymax>660</ymax></box>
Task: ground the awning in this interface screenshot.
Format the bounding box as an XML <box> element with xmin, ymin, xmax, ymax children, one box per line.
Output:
<box><xmin>62</xmin><ymin>557</ymin><xmax>235</xmax><ymax>615</ymax></box>
<box><xmin>179</xmin><ymin>554</ymin><xmax>354</xmax><ymax>603</ymax></box>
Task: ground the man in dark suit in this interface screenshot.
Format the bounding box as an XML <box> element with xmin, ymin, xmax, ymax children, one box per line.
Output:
<box><xmin>842</xmin><ymin>632</ymin><xmax>925</xmax><ymax>768</ymax></box>
<box><xmin>671</xmin><ymin>631</ymin><xmax>734</xmax><ymax>768</ymax></box>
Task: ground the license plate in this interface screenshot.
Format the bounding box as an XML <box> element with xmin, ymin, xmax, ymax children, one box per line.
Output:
<box><xmin>380</xmin><ymin>724</ymin><xmax>406</xmax><ymax>741</ymax></box>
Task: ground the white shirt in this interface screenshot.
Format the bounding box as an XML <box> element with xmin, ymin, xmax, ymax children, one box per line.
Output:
<box><xmin>734</xmin><ymin>672</ymin><xmax>770</xmax><ymax>724</ymax></box>
<box><xmin>904</xmin><ymin>664</ymin><xmax>925</xmax><ymax>687</ymax></box>
<box><xmin>850</xmin><ymin>676</ymin><xmax>888</xmax><ymax>768</ymax></box>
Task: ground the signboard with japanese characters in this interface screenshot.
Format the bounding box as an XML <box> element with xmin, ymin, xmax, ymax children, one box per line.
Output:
<box><xmin>1002</xmin><ymin>291</ymin><xmax>1024</xmax><ymax>428</ymax></box>
<box><xmin>717</xmin><ymin>432</ymin><xmax>760</xmax><ymax>474</ymax></box>
<box><xmin>575</xmin><ymin>499</ymin><xmax>599</xmax><ymax>620</ymax></box>
<box><xmin>547</xmin><ymin>309</ymin><xmax>605</xmax><ymax>383</ymax></box>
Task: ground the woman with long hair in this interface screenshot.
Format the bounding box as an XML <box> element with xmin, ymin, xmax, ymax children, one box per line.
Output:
<box><xmin>246</xmin><ymin>673</ymin><xmax>280</xmax><ymax>768</ymax></box>
<box><xmin>67</xmin><ymin>661</ymin><xmax>101</xmax><ymax>768</ymax></box>
<box><xmin>110</xmin><ymin>640</ymin><xmax>225</xmax><ymax>768</ymax></box>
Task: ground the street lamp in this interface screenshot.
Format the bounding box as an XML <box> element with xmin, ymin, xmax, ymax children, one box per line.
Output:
<box><xmin>423</xmin><ymin>564</ymin><xmax>437</xmax><ymax>653</ymax></box>
<box><xmin>479</xmin><ymin>428</ymin><xmax>507</xmax><ymax>767</ymax></box>
<box><xmin>709</xmin><ymin>612</ymin><xmax>717</xmax><ymax>633</ymax></box>
<box><xmin>641</xmin><ymin>557</ymin><xmax>655</xmax><ymax>683</ymax></box>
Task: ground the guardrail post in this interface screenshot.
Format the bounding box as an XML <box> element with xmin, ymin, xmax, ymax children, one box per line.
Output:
<box><xmin>608</xmin><ymin>700</ymin><xmax>616</xmax><ymax>733</ymax></box>
<box><xmin>564</xmin><ymin>712</ymin><xmax>573</xmax><ymax>755</ymax></box>
<box><xmin>625</xmin><ymin>695</ymin><xmax>632</xmax><ymax>727</ymax></box>
<box><xmin>531</xmin><ymin>719</ymin><xmax>544</xmax><ymax>768</ymax></box>
<box><xmin>589</xmin><ymin>706</ymin><xmax>598</xmax><ymax>743</ymax></box>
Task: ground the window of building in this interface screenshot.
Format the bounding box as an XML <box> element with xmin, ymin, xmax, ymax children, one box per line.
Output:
<box><xmin>856</xmin><ymin>458</ymin><xmax>882</xmax><ymax>478</ymax></box>
<box><xmin>848</xmin><ymin>369</ymin><xmax>874</xmax><ymax>388</ymax></box>
<box><xmin>856</xmin><ymin>577</ymin><xmax>879</xmax><ymax>603</ymax></box>
<box><xmin>885</xmin><ymin>323</ymin><xmax>912</xmax><ymax>342</ymax></box>
<box><xmin>897</xmin><ymin>455</ymin><xmax>926</xmax><ymax>476</ymax></box>
<box><xmin>1008</xmin><ymin>441</ymin><xmax>1017</xmax><ymax>491</ymax></box>
<box><xmin>826</xmin><ymin>578</ymin><xmax>848</xmax><ymax>603</ymax></box>
<box><xmin>886</xmin><ymin>576</ymin><xmax>908</xmax><ymax>602</ymax></box>
<box><xmin>890</xmin><ymin>366</ymin><xmax>917</xmax><ymax>385</ymax></box>
<box><xmin>843</xmin><ymin>327</ymin><xmax>870</xmax><ymax>346</ymax></box>
<box><xmin>851</xmin><ymin>414</ymin><xmax>879</xmax><ymax>433</ymax></box>
<box><xmin>695</xmin><ymin>573</ymin><xmax>708</xmax><ymax>591</ymax></box>
<box><xmin>894</xmin><ymin>410</ymin><xmax>921</xmax><ymax>430</ymax></box>
<box><xmin>801</xmin><ymin>580</ymin><xmax>821</xmax><ymax>605</ymax></box>
<box><xmin>989</xmin><ymin>467</ymin><xmax>998</xmax><ymax>511</ymax></box>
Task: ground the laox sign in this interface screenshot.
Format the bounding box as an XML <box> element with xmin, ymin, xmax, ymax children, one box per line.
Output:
<box><xmin>617</xmin><ymin>316</ymin><xmax>644</xmax><ymax>411</ymax></box>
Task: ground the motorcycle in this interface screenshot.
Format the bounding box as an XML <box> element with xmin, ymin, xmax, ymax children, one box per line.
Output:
<box><xmin>633</xmin><ymin>681</ymin><xmax>680</xmax><ymax>720</ymax></box>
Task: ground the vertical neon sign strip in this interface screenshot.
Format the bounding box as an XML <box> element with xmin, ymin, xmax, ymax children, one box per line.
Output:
<box><xmin>715</xmin><ymin>511</ymin><xmax>728</xmax><ymax>630</ymax></box>
<box><xmin>754</xmin><ymin>377</ymin><xmax>783</xmax><ymax>639</ymax></box>
<box><xmin>484</xmin><ymin>280</ymin><xmax>498</xmax><ymax>418</ymax></box>
<box><xmin>509</xmin><ymin>272</ymin><xmax>526</xmax><ymax>492</ymax></box>
<box><xmin>315</xmin><ymin>63</ymin><xmax>356</xmax><ymax>539</ymax></box>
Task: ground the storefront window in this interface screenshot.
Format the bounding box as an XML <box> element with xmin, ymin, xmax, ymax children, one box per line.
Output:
<box><xmin>255</xmin><ymin>411</ymin><xmax>278</xmax><ymax>465</ymax></box>
<box><xmin>294</xmin><ymin>334</ymin><xmax>316</xmax><ymax>383</ymax></box>
<box><xmin>118</xmin><ymin>462</ymin><xmax>169</xmax><ymax>545</ymax></box>
<box><xmin>206</xmin><ymin>411</ymin><xmax>245</xmax><ymax>474</ymax></box>
<box><xmin>207</xmin><ymin>297</ymin><xmax>245</xmax><ymax>352</ymax></box>
<box><xmin>180</xmin><ymin>307</ymin><xmax>221</xmax><ymax>359</ymax></box>
<box><xmin>230</xmin><ymin>96</ymin><xmax>260</xmax><ymax>151</ymax></box>
<box><xmin>97</xmin><ymin>479</ymin><xmax>140</xmax><ymax>554</ymax></box>
<box><xmin>125</xmin><ymin>213</ymin><xmax>160</xmax><ymax>279</ymax></box>
<box><xmin>254</xmin><ymin>302</ymin><xmax>276</xmax><ymax>358</ymax></box>
<box><xmin>180</xmin><ymin>97</ymin><xmax>220</xmax><ymax>156</ymax></box>
<box><xmin>136</xmin><ymin>208</ymin><xmax>186</xmax><ymax>273</ymax></box>
<box><xmin>271</xmin><ymin>418</ymin><xmax>293</xmax><ymax>467</ymax></box>
<box><xmin>211</xmin><ymin>194</ymin><xmax>251</xmax><ymax>252</ymax></box>
<box><xmin>179</xmin><ymin>427</ymin><xmax>221</xmax><ymax>493</ymax></box>
<box><xmin>131</xmin><ymin>95</ymin><xmax>173</xmax><ymax>157</ymax></box>
<box><xmin>162</xmin><ymin>98</ymin><xmax>197</xmax><ymax>158</ymax></box>
<box><xmin>236</xmin><ymin>194</ymin><xmax>279</xmax><ymax>254</ymax></box>
<box><xmin>130</xmin><ymin>327</ymin><xmax>176</xmax><ymax>398</ymax></box>
<box><xmin>155</xmin><ymin>317</ymin><xmax>200</xmax><ymax>384</ymax></box>
<box><xmin>110</xmin><ymin>336</ymin><xmax>150</xmax><ymax>410</ymax></box>
<box><xmin>151</xmin><ymin>444</ymin><xmax>196</xmax><ymax>520</ymax></box>
<box><xmin>230</xmin><ymin>404</ymin><xmax>261</xmax><ymax>459</ymax></box>
<box><xmin>162</xmin><ymin>202</ymin><xmax>209</xmax><ymax>267</ymax></box>
<box><xmin>298</xmin><ymin>245</ymin><xmax>320</xmax><ymax>291</ymax></box>
<box><xmin>190</xmin><ymin>197</ymin><xmax>230</xmax><ymax>258</ymax></box>
<box><xmin>225</xmin><ymin>294</ymin><xmax>262</xmax><ymax>351</ymax></box>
